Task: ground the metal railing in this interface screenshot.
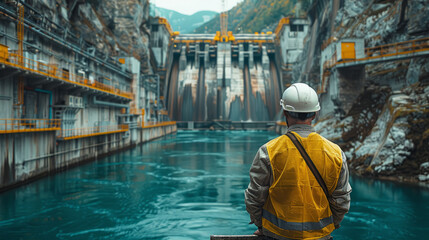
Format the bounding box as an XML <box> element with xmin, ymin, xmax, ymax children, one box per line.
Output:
<box><xmin>323</xmin><ymin>37</ymin><xmax>429</xmax><ymax>70</ymax></box>
<box><xmin>0</xmin><ymin>50</ymin><xmax>133</xmax><ymax>100</ymax></box>
<box><xmin>58</xmin><ymin>124</ymin><xmax>129</xmax><ymax>140</ymax></box>
<box><xmin>0</xmin><ymin>119</ymin><xmax>61</xmax><ymax>133</ymax></box>
<box><xmin>276</xmin><ymin>121</ymin><xmax>287</xmax><ymax>126</ymax></box>
<box><xmin>319</xmin><ymin>37</ymin><xmax>429</xmax><ymax>94</ymax></box>
<box><xmin>129</xmin><ymin>108</ymin><xmax>144</xmax><ymax>115</ymax></box>
<box><xmin>364</xmin><ymin>37</ymin><xmax>429</xmax><ymax>59</ymax></box>
<box><xmin>142</xmin><ymin>121</ymin><xmax>176</xmax><ymax>129</ymax></box>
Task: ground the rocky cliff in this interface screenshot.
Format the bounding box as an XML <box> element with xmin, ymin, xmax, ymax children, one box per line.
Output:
<box><xmin>298</xmin><ymin>0</ymin><xmax>429</xmax><ymax>183</ymax></box>
<box><xmin>32</xmin><ymin>0</ymin><xmax>152</xmax><ymax>72</ymax></box>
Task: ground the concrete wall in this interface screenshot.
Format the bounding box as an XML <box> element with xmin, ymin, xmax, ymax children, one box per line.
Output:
<box><xmin>319</xmin><ymin>65</ymin><xmax>365</xmax><ymax>118</ymax></box>
<box><xmin>0</xmin><ymin>77</ymin><xmax>13</xmax><ymax>119</ymax></box>
<box><xmin>279</xmin><ymin>18</ymin><xmax>310</xmax><ymax>66</ymax></box>
<box><xmin>168</xmin><ymin>39</ymin><xmax>282</xmax><ymax>122</ymax></box>
<box><xmin>150</xmin><ymin>19</ymin><xmax>171</xmax><ymax>69</ymax></box>
<box><xmin>0</xmin><ymin>124</ymin><xmax>177</xmax><ymax>191</ymax></box>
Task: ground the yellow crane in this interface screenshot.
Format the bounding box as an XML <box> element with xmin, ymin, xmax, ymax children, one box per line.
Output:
<box><xmin>220</xmin><ymin>0</ymin><xmax>227</xmax><ymax>38</ymax></box>
<box><xmin>215</xmin><ymin>0</ymin><xmax>234</xmax><ymax>42</ymax></box>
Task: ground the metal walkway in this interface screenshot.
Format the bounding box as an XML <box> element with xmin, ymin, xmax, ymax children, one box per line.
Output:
<box><xmin>319</xmin><ymin>37</ymin><xmax>429</xmax><ymax>93</ymax></box>
<box><xmin>336</xmin><ymin>37</ymin><xmax>429</xmax><ymax>68</ymax></box>
<box><xmin>325</xmin><ymin>37</ymin><xmax>429</xmax><ymax>69</ymax></box>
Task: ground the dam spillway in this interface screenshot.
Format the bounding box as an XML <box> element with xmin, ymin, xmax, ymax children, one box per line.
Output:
<box><xmin>165</xmin><ymin>34</ymin><xmax>283</xmax><ymax>122</ymax></box>
<box><xmin>0</xmin><ymin>0</ymin><xmax>310</xmax><ymax>190</ymax></box>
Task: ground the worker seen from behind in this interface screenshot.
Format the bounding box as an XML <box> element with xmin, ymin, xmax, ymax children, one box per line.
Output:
<box><xmin>245</xmin><ymin>83</ymin><xmax>351</xmax><ymax>240</ymax></box>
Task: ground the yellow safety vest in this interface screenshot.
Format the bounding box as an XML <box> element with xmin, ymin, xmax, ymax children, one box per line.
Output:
<box><xmin>262</xmin><ymin>131</ymin><xmax>343</xmax><ymax>239</ymax></box>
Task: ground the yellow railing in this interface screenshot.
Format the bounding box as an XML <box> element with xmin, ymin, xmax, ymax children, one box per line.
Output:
<box><xmin>320</xmin><ymin>37</ymin><xmax>429</xmax><ymax>94</ymax></box>
<box><xmin>324</xmin><ymin>37</ymin><xmax>429</xmax><ymax>70</ymax></box>
<box><xmin>282</xmin><ymin>63</ymin><xmax>293</xmax><ymax>71</ymax></box>
<box><xmin>276</xmin><ymin>121</ymin><xmax>287</xmax><ymax>126</ymax></box>
<box><xmin>58</xmin><ymin>124</ymin><xmax>129</xmax><ymax>140</ymax></box>
<box><xmin>142</xmin><ymin>121</ymin><xmax>176</xmax><ymax>129</ymax></box>
<box><xmin>130</xmin><ymin>108</ymin><xmax>144</xmax><ymax>115</ymax></box>
<box><xmin>0</xmin><ymin>119</ymin><xmax>61</xmax><ymax>133</ymax></box>
<box><xmin>364</xmin><ymin>37</ymin><xmax>429</xmax><ymax>59</ymax></box>
<box><xmin>0</xmin><ymin>50</ymin><xmax>133</xmax><ymax>100</ymax></box>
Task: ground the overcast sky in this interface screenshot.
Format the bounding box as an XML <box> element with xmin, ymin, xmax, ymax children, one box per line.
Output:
<box><xmin>151</xmin><ymin>0</ymin><xmax>244</xmax><ymax>15</ymax></box>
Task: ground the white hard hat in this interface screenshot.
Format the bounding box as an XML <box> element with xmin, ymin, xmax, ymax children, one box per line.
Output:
<box><xmin>280</xmin><ymin>83</ymin><xmax>320</xmax><ymax>112</ymax></box>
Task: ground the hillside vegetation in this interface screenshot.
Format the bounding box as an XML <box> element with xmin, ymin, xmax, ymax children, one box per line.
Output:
<box><xmin>195</xmin><ymin>0</ymin><xmax>311</xmax><ymax>34</ymax></box>
<box><xmin>150</xmin><ymin>4</ymin><xmax>217</xmax><ymax>33</ymax></box>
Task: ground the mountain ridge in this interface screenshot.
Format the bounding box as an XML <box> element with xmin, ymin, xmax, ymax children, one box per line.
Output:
<box><xmin>194</xmin><ymin>0</ymin><xmax>312</xmax><ymax>34</ymax></box>
<box><xmin>150</xmin><ymin>4</ymin><xmax>218</xmax><ymax>33</ymax></box>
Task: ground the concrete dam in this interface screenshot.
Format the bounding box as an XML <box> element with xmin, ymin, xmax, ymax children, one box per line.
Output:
<box><xmin>0</xmin><ymin>0</ymin><xmax>309</xmax><ymax>190</ymax></box>
<box><xmin>165</xmin><ymin>34</ymin><xmax>282</xmax><ymax>122</ymax></box>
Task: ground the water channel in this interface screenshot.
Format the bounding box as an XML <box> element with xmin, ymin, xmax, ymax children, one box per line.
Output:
<box><xmin>1</xmin><ymin>130</ymin><xmax>428</xmax><ymax>239</ymax></box>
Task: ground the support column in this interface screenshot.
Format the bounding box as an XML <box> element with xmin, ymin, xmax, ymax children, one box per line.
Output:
<box><xmin>320</xmin><ymin>66</ymin><xmax>365</xmax><ymax>118</ymax></box>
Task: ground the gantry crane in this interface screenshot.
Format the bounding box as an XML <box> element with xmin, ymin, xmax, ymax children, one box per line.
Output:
<box><xmin>220</xmin><ymin>0</ymin><xmax>228</xmax><ymax>38</ymax></box>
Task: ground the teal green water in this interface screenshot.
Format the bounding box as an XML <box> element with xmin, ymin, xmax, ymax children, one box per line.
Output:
<box><xmin>0</xmin><ymin>131</ymin><xmax>428</xmax><ymax>239</ymax></box>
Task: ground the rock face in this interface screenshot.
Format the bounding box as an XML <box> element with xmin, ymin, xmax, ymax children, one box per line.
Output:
<box><xmin>70</xmin><ymin>0</ymin><xmax>151</xmax><ymax>71</ymax></box>
<box><xmin>31</xmin><ymin>0</ymin><xmax>151</xmax><ymax>72</ymax></box>
<box><xmin>301</xmin><ymin>0</ymin><xmax>429</xmax><ymax>182</ymax></box>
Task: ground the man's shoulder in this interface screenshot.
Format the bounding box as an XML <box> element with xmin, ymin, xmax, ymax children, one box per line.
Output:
<box><xmin>266</xmin><ymin>134</ymin><xmax>288</xmax><ymax>146</ymax></box>
<box><xmin>312</xmin><ymin>133</ymin><xmax>343</xmax><ymax>157</ymax></box>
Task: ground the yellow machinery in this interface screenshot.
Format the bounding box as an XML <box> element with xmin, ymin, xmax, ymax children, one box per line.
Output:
<box><xmin>219</xmin><ymin>0</ymin><xmax>229</xmax><ymax>42</ymax></box>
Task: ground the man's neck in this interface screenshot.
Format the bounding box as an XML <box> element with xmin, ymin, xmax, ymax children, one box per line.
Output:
<box><xmin>287</xmin><ymin>124</ymin><xmax>314</xmax><ymax>137</ymax></box>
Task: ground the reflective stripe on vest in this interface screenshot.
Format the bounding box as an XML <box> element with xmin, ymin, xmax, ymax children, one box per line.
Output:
<box><xmin>262</xmin><ymin>131</ymin><xmax>342</xmax><ymax>239</ymax></box>
<box><xmin>263</xmin><ymin>209</ymin><xmax>333</xmax><ymax>231</ymax></box>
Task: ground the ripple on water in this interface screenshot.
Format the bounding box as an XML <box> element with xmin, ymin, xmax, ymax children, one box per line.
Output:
<box><xmin>2</xmin><ymin>131</ymin><xmax>429</xmax><ymax>240</ymax></box>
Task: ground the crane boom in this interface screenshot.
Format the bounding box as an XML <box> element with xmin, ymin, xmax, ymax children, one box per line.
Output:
<box><xmin>220</xmin><ymin>0</ymin><xmax>228</xmax><ymax>38</ymax></box>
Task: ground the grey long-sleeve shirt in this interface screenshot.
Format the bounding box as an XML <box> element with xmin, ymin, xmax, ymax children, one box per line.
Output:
<box><xmin>244</xmin><ymin>124</ymin><xmax>352</xmax><ymax>229</ymax></box>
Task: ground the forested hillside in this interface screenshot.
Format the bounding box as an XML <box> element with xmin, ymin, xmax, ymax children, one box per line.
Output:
<box><xmin>194</xmin><ymin>0</ymin><xmax>311</xmax><ymax>34</ymax></box>
<box><xmin>150</xmin><ymin>4</ymin><xmax>217</xmax><ymax>33</ymax></box>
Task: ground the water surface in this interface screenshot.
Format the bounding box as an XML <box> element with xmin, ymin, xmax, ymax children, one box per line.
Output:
<box><xmin>0</xmin><ymin>130</ymin><xmax>428</xmax><ymax>239</ymax></box>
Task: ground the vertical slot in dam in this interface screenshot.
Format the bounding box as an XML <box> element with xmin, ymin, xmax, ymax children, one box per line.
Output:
<box><xmin>243</xmin><ymin>60</ymin><xmax>252</xmax><ymax>121</ymax></box>
<box><xmin>166</xmin><ymin>56</ymin><xmax>180</xmax><ymax>121</ymax></box>
<box><xmin>268</xmin><ymin>58</ymin><xmax>281</xmax><ymax>119</ymax></box>
<box><xmin>166</xmin><ymin>41</ymin><xmax>282</xmax><ymax>123</ymax></box>
<box><xmin>194</xmin><ymin>59</ymin><xmax>206</xmax><ymax>121</ymax></box>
